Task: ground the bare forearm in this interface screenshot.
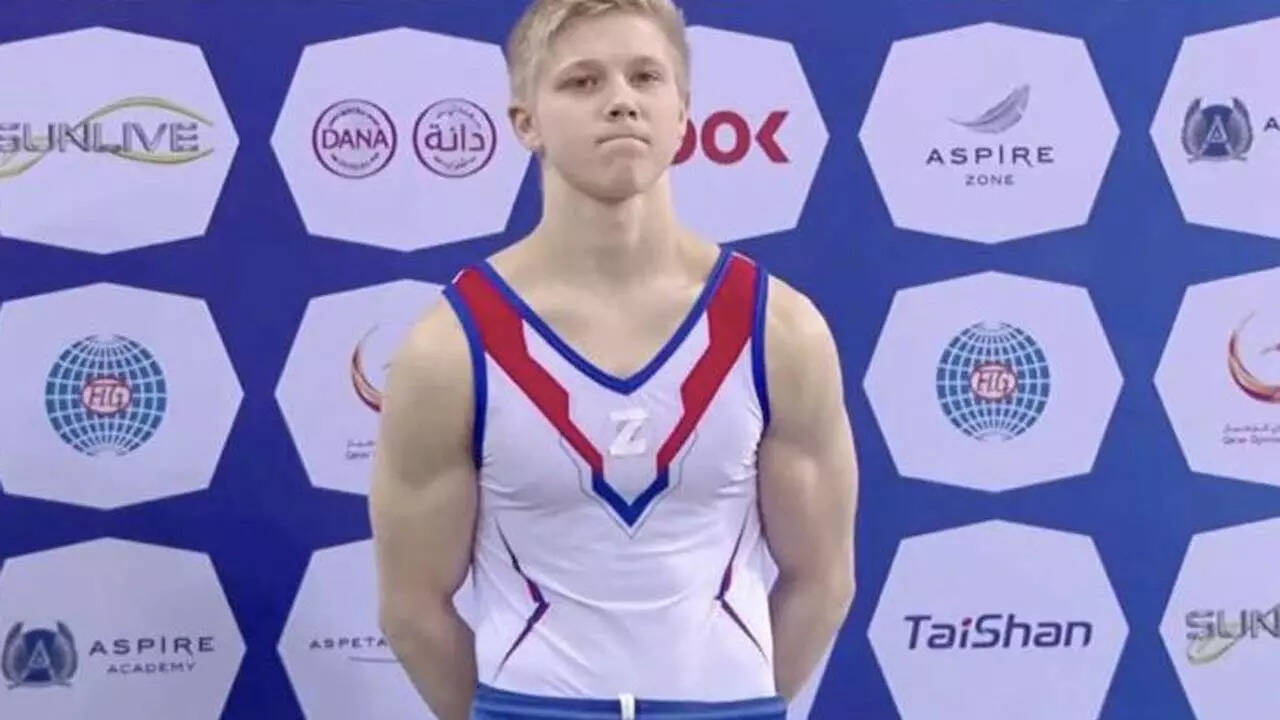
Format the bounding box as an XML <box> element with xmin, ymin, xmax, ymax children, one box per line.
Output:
<box><xmin>769</xmin><ymin>573</ymin><xmax>854</xmax><ymax>700</ymax></box>
<box><xmin>384</xmin><ymin>606</ymin><xmax>477</xmax><ymax>720</ymax></box>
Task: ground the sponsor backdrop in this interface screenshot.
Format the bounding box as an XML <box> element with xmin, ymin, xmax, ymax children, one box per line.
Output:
<box><xmin>2</xmin><ymin>0</ymin><xmax>1280</xmax><ymax>718</ymax></box>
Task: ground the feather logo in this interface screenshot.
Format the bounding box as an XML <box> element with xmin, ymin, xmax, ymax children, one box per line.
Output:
<box><xmin>951</xmin><ymin>84</ymin><xmax>1031</xmax><ymax>134</ymax></box>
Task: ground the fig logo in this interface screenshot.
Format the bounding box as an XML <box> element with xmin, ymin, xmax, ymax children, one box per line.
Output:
<box><xmin>44</xmin><ymin>335</ymin><xmax>168</xmax><ymax>457</ymax></box>
<box><xmin>936</xmin><ymin>322</ymin><xmax>1050</xmax><ymax>441</ymax></box>
<box><xmin>1182</xmin><ymin>98</ymin><xmax>1253</xmax><ymax>162</ymax></box>
<box><xmin>951</xmin><ymin>84</ymin><xmax>1030</xmax><ymax>135</ymax></box>
<box><xmin>0</xmin><ymin>97</ymin><xmax>215</xmax><ymax>179</ymax></box>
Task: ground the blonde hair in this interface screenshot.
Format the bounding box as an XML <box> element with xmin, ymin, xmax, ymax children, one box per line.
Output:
<box><xmin>506</xmin><ymin>0</ymin><xmax>691</xmax><ymax>104</ymax></box>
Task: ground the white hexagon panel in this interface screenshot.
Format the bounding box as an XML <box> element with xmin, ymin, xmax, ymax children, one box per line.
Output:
<box><xmin>271</xmin><ymin>28</ymin><xmax>529</xmax><ymax>250</ymax></box>
<box><xmin>869</xmin><ymin>520</ymin><xmax>1127</xmax><ymax>719</ymax></box>
<box><xmin>0</xmin><ymin>283</ymin><xmax>242</xmax><ymax>508</ymax></box>
<box><xmin>276</xmin><ymin>280</ymin><xmax>444</xmax><ymax>494</ymax></box>
<box><xmin>1160</xmin><ymin>517</ymin><xmax>1280</xmax><ymax>720</ymax></box>
<box><xmin>0</xmin><ymin>538</ymin><xmax>244</xmax><ymax>719</ymax></box>
<box><xmin>279</xmin><ymin>539</ymin><xmax>474</xmax><ymax>720</ymax></box>
<box><xmin>670</xmin><ymin>26</ymin><xmax>828</xmax><ymax>242</ymax></box>
<box><xmin>859</xmin><ymin>22</ymin><xmax>1117</xmax><ymax>243</ymax></box>
<box><xmin>1151</xmin><ymin>17</ymin><xmax>1280</xmax><ymax>239</ymax></box>
<box><xmin>1155</xmin><ymin>266</ymin><xmax>1280</xmax><ymax>486</ymax></box>
<box><xmin>0</xmin><ymin>27</ymin><xmax>238</xmax><ymax>252</ymax></box>
<box><xmin>863</xmin><ymin>272</ymin><xmax>1121</xmax><ymax>491</ymax></box>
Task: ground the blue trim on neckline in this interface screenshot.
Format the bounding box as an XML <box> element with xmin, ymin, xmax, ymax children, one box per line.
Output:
<box><xmin>443</xmin><ymin>285</ymin><xmax>486</xmax><ymax>470</ymax></box>
<box><xmin>477</xmin><ymin>246</ymin><xmax>732</xmax><ymax>395</ymax></box>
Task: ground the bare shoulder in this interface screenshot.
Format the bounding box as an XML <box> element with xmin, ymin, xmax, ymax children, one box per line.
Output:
<box><xmin>763</xmin><ymin>275</ymin><xmax>842</xmax><ymax>396</ymax></box>
<box><xmin>375</xmin><ymin>294</ymin><xmax>476</xmax><ymax>484</ymax></box>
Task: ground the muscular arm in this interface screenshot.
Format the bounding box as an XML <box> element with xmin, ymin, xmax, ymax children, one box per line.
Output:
<box><xmin>758</xmin><ymin>278</ymin><xmax>859</xmax><ymax>701</ymax></box>
<box><xmin>369</xmin><ymin>300</ymin><xmax>478</xmax><ymax>720</ymax></box>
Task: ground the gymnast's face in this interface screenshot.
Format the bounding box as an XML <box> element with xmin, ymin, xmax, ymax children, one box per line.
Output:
<box><xmin>514</xmin><ymin>12</ymin><xmax>688</xmax><ymax>201</ymax></box>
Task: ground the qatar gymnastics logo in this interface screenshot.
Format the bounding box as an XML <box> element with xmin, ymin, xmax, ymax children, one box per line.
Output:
<box><xmin>1228</xmin><ymin>311</ymin><xmax>1280</xmax><ymax>403</ymax></box>
<box><xmin>413</xmin><ymin>98</ymin><xmax>496</xmax><ymax>178</ymax></box>
<box><xmin>936</xmin><ymin>321</ymin><xmax>1050</xmax><ymax>441</ymax></box>
<box><xmin>312</xmin><ymin>99</ymin><xmax>397</xmax><ymax>179</ymax></box>
<box><xmin>44</xmin><ymin>335</ymin><xmax>168</xmax><ymax>456</ymax></box>
<box><xmin>2</xmin><ymin>622</ymin><xmax>78</xmax><ymax>689</ymax></box>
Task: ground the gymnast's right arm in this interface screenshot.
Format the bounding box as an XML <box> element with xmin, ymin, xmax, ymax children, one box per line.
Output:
<box><xmin>370</xmin><ymin>301</ymin><xmax>479</xmax><ymax>720</ymax></box>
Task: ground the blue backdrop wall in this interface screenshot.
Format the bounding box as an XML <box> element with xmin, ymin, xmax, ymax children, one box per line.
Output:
<box><xmin>3</xmin><ymin>1</ymin><xmax>1280</xmax><ymax>718</ymax></box>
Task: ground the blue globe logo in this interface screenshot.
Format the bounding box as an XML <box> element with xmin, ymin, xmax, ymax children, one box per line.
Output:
<box><xmin>936</xmin><ymin>322</ymin><xmax>1050</xmax><ymax>441</ymax></box>
<box><xmin>44</xmin><ymin>335</ymin><xmax>167</xmax><ymax>456</ymax></box>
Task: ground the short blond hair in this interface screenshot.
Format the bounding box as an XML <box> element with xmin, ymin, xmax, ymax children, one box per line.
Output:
<box><xmin>506</xmin><ymin>0</ymin><xmax>691</xmax><ymax>104</ymax></box>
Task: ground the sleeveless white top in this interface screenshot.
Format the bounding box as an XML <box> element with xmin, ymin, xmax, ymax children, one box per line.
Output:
<box><xmin>443</xmin><ymin>248</ymin><xmax>775</xmax><ymax>701</ymax></box>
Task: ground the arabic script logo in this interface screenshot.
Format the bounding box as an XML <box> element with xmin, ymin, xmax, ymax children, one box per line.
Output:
<box><xmin>413</xmin><ymin>98</ymin><xmax>496</xmax><ymax>178</ymax></box>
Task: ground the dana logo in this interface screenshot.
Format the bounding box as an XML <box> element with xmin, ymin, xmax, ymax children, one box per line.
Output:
<box><xmin>44</xmin><ymin>334</ymin><xmax>167</xmax><ymax>457</ymax></box>
<box><xmin>312</xmin><ymin>99</ymin><xmax>396</xmax><ymax>179</ymax></box>
<box><xmin>904</xmin><ymin>613</ymin><xmax>1093</xmax><ymax>650</ymax></box>
<box><xmin>936</xmin><ymin>321</ymin><xmax>1050</xmax><ymax>441</ymax></box>
<box><xmin>1185</xmin><ymin>605</ymin><xmax>1280</xmax><ymax>665</ymax></box>
<box><xmin>673</xmin><ymin>110</ymin><xmax>788</xmax><ymax>165</ymax></box>
<box><xmin>2</xmin><ymin>622</ymin><xmax>77</xmax><ymax>689</ymax></box>
<box><xmin>312</xmin><ymin>98</ymin><xmax>495</xmax><ymax>180</ymax></box>
<box><xmin>0</xmin><ymin>97</ymin><xmax>214</xmax><ymax>179</ymax></box>
<box><xmin>930</xmin><ymin>83</ymin><xmax>1056</xmax><ymax>188</ymax></box>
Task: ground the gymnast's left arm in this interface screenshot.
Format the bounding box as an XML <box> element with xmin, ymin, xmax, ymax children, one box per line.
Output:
<box><xmin>756</xmin><ymin>277</ymin><xmax>859</xmax><ymax>702</ymax></box>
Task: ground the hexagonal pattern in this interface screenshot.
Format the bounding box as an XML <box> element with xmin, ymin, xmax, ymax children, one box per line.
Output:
<box><xmin>859</xmin><ymin>22</ymin><xmax>1117</xmax><ymax>243</ymax></box>
<box><xmin>1151</xmin><ymin>17</ymin><xmax>1280</xmax><ymax>239</ymax></box>
<box><xmin>276</xmin><ymin>280</ymin><xmax>444</xmax><ymax>495</ymax></box>
<box><xmin>863</xmin><ymin>271</ymin><xmax>1121</xmax><ymax>490</ymax></box>
<box><xmin>669</xmin><ymin>27</ymin><xmax>828</xmax><ymax>242</ymax></box>
<box><xmin>1160</xmin><ymin>517</ymin><xmax>1280</xmax><ymax>720</ymax></box>
<box><xmin>0</xmin><ymin>538</ymin><xmax>244</xmax><ymax>718</ymax></box>
<box><xmin>0</xmin><ymin>27</ymin><xmax>238</xmax><ymax>252</ymax></box>
<box><xmin>270</xmin><ymin>28</ymin><xmax>530</xmax><ymax>250</ymax></box>
<box><xmin>0</xmin><ymin>283</ymin><xmax>242</xmax><ymax>508</ymax></box>
<box><xmin>1155</xmin><ymin>266</ymin><xmax>1280</xmax><ymax>486</ymax></box>
<box><xmin>869</xmin><ymin>520</ymin><xmax>1127</xmax><ymax>719</ymax></box>
<box><xmin>279</xmin><ymin>539</ymin><xmax>473</xmax><ymax>720</ymax></box>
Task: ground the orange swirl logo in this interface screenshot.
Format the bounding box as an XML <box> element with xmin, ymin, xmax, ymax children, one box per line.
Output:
<box><xmin>1227</xmin><ymin>312</ymin><xmax>1280</xmax><ymax>403</ymax></box>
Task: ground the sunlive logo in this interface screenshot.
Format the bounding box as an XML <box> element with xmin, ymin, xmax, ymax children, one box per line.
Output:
<box><xmin>904</xmin><ymin>613</ymin><xmax>1094</xmax><ymax>650</ymax></box>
